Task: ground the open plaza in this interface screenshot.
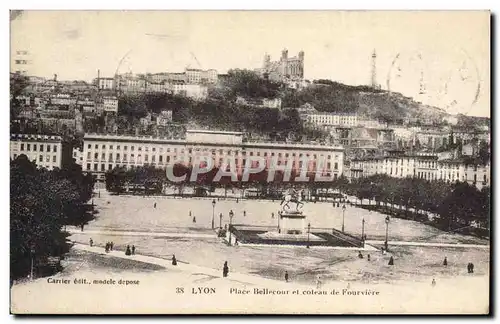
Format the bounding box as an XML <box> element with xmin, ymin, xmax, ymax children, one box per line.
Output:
<box><xmin>11</xmin><ymin>189</ymin><xmax>490</xmax><ymax>314</ymax></box>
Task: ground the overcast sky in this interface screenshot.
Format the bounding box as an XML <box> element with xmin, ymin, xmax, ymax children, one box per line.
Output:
<box><xmin>10</xmin><ymin>11</ymin><xmax>490</xmax><ymax>117</ymax></box>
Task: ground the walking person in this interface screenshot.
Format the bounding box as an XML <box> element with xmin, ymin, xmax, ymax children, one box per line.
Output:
<box><xmin>89</xmin><ymin>238</ymin><xmax>93</xmax><ymax>247</ymax></box>
<box><xmin>110</xmin><ymin>242</ymin><xmax>114</xmax><ymax>251</ymax></box>
<box><xmin>443</xmin><ymin>257</ymin><xmax>448</xmax><ymax>266</ymax></box>
<box><xmin>131</xmin><ymin>245</ymin><xmax>136</xmax><ymax>255</ymax></box>
<box><xmin>432</xmin><ymin>278</ymin><xmax>436</xmax><ymax>287</ymax></box>
<box><xmin>388</xmin><ymin>256</ymin><xmax>394</xmax><ymax>265</ymax></box>
<box><xmin>285</xmin><ymin>271</ymin><xmax>289</xmax><ymax>283</ymax></box>
<box><xmin>125</xmin><ymin>245</ymin><xmax>131</xmax><ymax>256</ymax></box>
<box><xmin>358</xmin><ymin>251</ymin><xmax>364</xmax><ymax>259</ymax></box>
<box><xmin>105</xmin><ymin>242</ymin><xmax>109</xmax><ymax>253</ymax></box>
<box><xmin>154</xmin><ymin>202</ymin><xmax>157</xmax><ymax>209</ymax></box>
<box><xmin>367</xmin><ymin>254</ymin><xmax>371</xmax><ymax>261</ymax></box>
<box><xmin>316</xmin><ymin>275</ymin><xmax>322</xmax><ymax>289</ymax></box>
<box><xmin>470</xmin><ymin>262</ymin><xmax>474</xmax><ymax>274</ymax></box>
<box><xmin>223</xmin><ymin>261</ymin><xmax>229</xmax><ymax>277</ymax></box>
<box><xmin>172</xmin><ymin>254</ymin><xmax>177</xmax><ymax>266</ymax></box>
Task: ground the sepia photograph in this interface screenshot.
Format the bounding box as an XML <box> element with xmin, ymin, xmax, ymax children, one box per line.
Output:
<box><xmin>9</xmin><ymin>10</ymin><xmax>491</xmax><ymax>315</ymax></box>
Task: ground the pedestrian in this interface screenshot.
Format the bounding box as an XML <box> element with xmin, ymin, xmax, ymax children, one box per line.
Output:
<box><xmin>105</xmin><ymin>242</ymin><xmax>109</xmax><ymax>253</ymax></box>
<box><xmin>367</xmin><ymin>254</ymin><xmax>371</xmax><ymax>261</ymax></box>
<box><xmin>271</xmin><ymin>212</ymin><xmax>274</xmax><ymax>218</ymax></box>
<box><xmin>432</xmin><ymin>278</ymin><xmax>436</xmax><ymax>287</ymax></box>
<box><xmin>193</xmin><ymin>216</ymin><xmax>196</xmax><ymax>223</ymax></box>
<box><xmin>236</xmin><ymin>198</ymin><xmax>239</xmax><ymax>203</ymax></box>
<box><xmin>470</xmin><ymin>262</ymin><xmax>474</xmax><ymax>274</ymax></box>
<box><xmin>285</xmin><ymin>271</ymin><xmax>289</xmax><ymax>282</ymax></box>
<box><xmin>443</xmin><ymin>257</ymin><xmax>448</xmax><ymax>266</ymax></box>
<box><xmin>358</xmin><ymin>251</ymin><xmax>364</xmax><ymax>259</ymax></box>
<box><xmin>125</xmin><ymin>245</ymin><xmax>131</xmax><ymax>256</ymax></box>
<box><xmin>172</xmin><ymin>254</ymin><xmax>177</xmax><ymax>266</ymax></box>
<box><xmin>154</xmin><ymin>202</ymin><xmax>157</xmax><ymax>209</ymax></box>
<box><xmin>316</xmin><ymin>275</ymin><xmax>322</xmax><ymax>289</ymax></box>
<box><xmin>81</xmin><ymin>223</ymin><xmax>84</xmax><ymax>232</ymax></box>
<box><xmin>89</xmin><ymin>238</ymin><xmax>93</xmax><ymax>247</ymax></box>
<box><xmin>467</xmin><ymin>263</ymin><xmax>471</xmax><ymax>273</ymax></box>
<box><xmin>189</xmin><ymin>211</ymin><xmax>192</xmax><ymax>217</ymax></box>
<box><xmin>131</xmin><ymin>245</ymin><xmax>135</xmax><ymax>255</ymax></box>
<box><xmin>243</xmin><ymin>211</ymin><xmax>246</xmax><ymax>217</ymax></box>
<box><xmin>223</xmin><ymin>261</ymin><xmax>229</xmax><ymax>277</ymax></box>
<box><xmin>388</xmin><ymin>256</ymin><xmax>394</xmax><ymax>265</ymax></box>
<box><xmin>110</xmin><ymin>242</ymin><xmax>114</xmax><ymax>251</ymax></box>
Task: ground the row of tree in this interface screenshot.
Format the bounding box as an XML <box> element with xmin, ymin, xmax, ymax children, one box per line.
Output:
<box><xmin>10</xmin><ymin>155</ymin><xmax>95</xmax><ymax>280</ymax></box>
<box><xmin>345</xmin><ymin>174</ymin><xmax>490</xmax><ymax>231</ymax></box>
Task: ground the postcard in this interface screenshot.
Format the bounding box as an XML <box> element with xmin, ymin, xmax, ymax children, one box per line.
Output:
<box><xmin>10</xmin><ymin>10</ymin><xmax>490</xmax><ymax>314</ymax></box>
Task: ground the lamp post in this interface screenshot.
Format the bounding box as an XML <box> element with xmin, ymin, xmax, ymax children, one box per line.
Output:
<box><xmin>228</xmin><ymin>210</ymin><xmax>234</xmax><ymax>245</ymax></box>
<box><xmin>361</xmin><ymin>218</ymin><xmax>365</xmax><ymax>247</ymax></box>
<box><xmin>219</xmin><ymin>213</ymin><xmax>223</xmax><ymax>229</ymax></box>
<box><xmin>211</xmin><ymin>199</ymin><xmax>216</xmax><ymax>229</ymax></box>
<box><xmin>307</xmin><ymin>223</ymin><xmax>311</xmax><ymax>248</ymax></box>
<box><xmin>385</xmin><ymin>216</ymin><xmax>390</xmax><ymax>251</ymax></box>
<box><xmin>30</xmin><ymin>247</ymin><xmax>35</xmax><ymax>281</ymax></box>
<box><xmin>341</xmin><ymin>204</ymin><xmax>346</xmax><ymax>232</ymax></box>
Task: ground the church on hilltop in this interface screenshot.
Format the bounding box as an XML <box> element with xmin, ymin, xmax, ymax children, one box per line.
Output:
<box><xmin>255</xmin><ymin>49</ymin><xmax>304</xmax><ymax>84</ymax></box>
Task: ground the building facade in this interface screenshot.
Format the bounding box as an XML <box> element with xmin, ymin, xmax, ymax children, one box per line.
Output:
<box><xmin>185</xmin><ymin>68</ymin><xmax>218</xmax><ymax>84</ymax></box>
<box><xmin>349</xmin><ymin>153</ymin><xmax>490</xmax><ymax>190</ymax></box>
<box><xmin>303</xmin><ymin>112</ymin><xmax>358</xmax><ymax>128</ymax></box>
<box><xmin>82</xmin><ymin>130</ymin><xmax>345</xmax><ymax>181</ymax></box>
<box><xmin>102</xmin><ymin>96</ymin><xmax>119</xmax><ymax>113</ymax></box>
<box><xmin>97</xmin><ymin>77</ymin><xmax>115</xmax><ymax>90</ymax></box>
<box><xmin>10</xmin><ymin>134</ymin><xmax>72</xmax><ymax>170</ymax></box>
<box><xmin>257</xmin><ymin>49</ymin><xmax>304</xmax><ymax>83</ymax></box>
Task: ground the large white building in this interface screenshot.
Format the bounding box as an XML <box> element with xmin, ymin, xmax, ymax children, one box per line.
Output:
<box><xmin>302</xmin><ymin>111</ymin><xmax>358</xmax><ymax>128</ymax></box>
<box><xmin>82</xmin><ymin>130</ymin><xmax>345</xmax><ymax>181</ymax></box>
<box><xmin>10</xmin><ymin>134</ymin><xmax>72</xmax><ymax>170</ymax></box>
<box><xmin>98</xmin><ymin>77</ymin><xmax>115</xmax><ymax>90</ymax></box>
<box><xmin>185</xmin><ymin>68</ymin><xmax>218</xmax><ymax>84</ymax></box>
<box><xmin>169</xmin><ymin>83</ymin><xmax>208</xmax><ymax>100</ymax></box>
<box><xmin>102</xmin><ymin>96</ymin><xmax>119</xmax><ymax>113</ymax></box>
<box><xmin>350</xmin><ymin>153</ymin><xmax>490</xmax><ymax>190</ymax></box>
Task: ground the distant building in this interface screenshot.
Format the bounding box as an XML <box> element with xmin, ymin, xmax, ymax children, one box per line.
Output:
<box><xmin>10</xmin><ymin>134</ymin><xmax>72</xmax><ymax>170</ymax></box>
<box><xmin>169</xmin><ymin>83</ymin><xmax>208</xmax><ymax>100</ymax></box>
<box><xmin>97</xmin><ymin>77</ymin><xmax>115</xmax><ymax>90</ymax></box>
<box><xmin>50</xmin><ymin>93</ymin><xmax>76</xmax><ymax>106</ymax></box>
<box><xmin>256</xmin><ymin>49</ymin><xmax>304</xmax><ymax>83</ymax></box>
<box><xmin>185</xmin><ymin>68</ymin><xmax>218</xmax><ymax>84</ymax></box>
<box><xmin>443</xmin><ymin>115</ymin><xmax>459</xmax><ymax>125</ymax></box>
<box><xmin>303</xmin><ymin>111</ymin><xmax>358</xmax><ymax>128</ymax></box>
<box><xmin>350</xmin><ymin>152</ymin><xmax>490</xmax><ymax>190</ymax></box>
<box><xmin>102</xmin><ymin>96</ymin><xmax>119</xmax><ymax>113</ymax></box>
<box><xmin>156</xmin><ymin>110</ymin><xmax>173</xmax><ymax>126</ymax></box>
<box><xmin>236</xmin><ymin>96</ymin><xmax>282</xmax><ymax>109</ymax></box>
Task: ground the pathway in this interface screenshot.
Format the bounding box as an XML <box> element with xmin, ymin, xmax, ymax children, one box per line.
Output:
<box><xmin>365</xmin><ymin>240</ymin><xmax>489</xmax><ymax>249</ymax></box>
<box><xmin>72</xmin><ymin>243</ymin><xmax>305</xmax><ymax>288</ymax></box>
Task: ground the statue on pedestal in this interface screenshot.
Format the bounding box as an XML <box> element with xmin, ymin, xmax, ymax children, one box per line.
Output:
<box><xmin>280</xmin><ymin>188</ymin><xmax>304</xmax><ymax>213</ymax></box>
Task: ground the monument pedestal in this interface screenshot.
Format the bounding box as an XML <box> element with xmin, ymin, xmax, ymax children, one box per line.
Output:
<box><xmin>279</xmin><ymin>211</ymin><xmax>306</xmax><ymax>235</ymax></box>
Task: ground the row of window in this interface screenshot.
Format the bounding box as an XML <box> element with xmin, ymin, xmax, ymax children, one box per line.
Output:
<box><xmin>18</xmin><ymin>143</ymin><xmax>58</xmax><ymax>153</ymax></box>
<box><xmin>86</xmin><ymin>144</ymin><xmax>339</xmax><ymax>160</ymax></box>
<box><xmin>86</xmin><ymin>161</ymin><xmax>339</xmax><ymax>173</ymax></box>
<box><xmin>12</xmin><ymin>154</ymin><xmax>57</xmax><ymax>163</ymax></box>
<box><xmin>85</xmin><ymin>152</ymin><xmax>340</xmax><ymax>170</ymax></box>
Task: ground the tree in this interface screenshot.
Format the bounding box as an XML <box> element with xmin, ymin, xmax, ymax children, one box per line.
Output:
<box><xmin>11</xmin><ymin>155</ymin><xmax>94</xmax><ymax>280</ymax></box>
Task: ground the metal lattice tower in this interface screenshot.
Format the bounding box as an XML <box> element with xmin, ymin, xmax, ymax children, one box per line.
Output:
<box><xmin>371</xmin><ymin>49</ymin><xmax>378</xmax><ymax>89</ymax></box>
